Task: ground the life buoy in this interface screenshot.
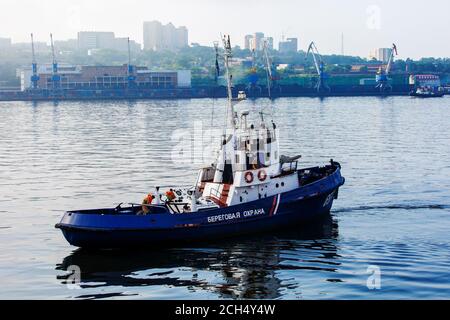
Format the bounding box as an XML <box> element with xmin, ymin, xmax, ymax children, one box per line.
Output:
<box><xmin>245</xmin><ymin>171</ymin><xmax>254</xmax><ymax>184</ymax></box>
<box><xmin>258</xmin><ymin>170</ymin><xmax>268</xmax><ymax>182</ymax></box>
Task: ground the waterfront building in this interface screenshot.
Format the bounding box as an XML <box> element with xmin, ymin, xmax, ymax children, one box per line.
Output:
<box><xmin>143</xmin><ymin>21</ymin><xmax>188</xmax><ymax>51</ymax></box>
<box><xmin>19</xmin><ymin>64</ymin><xmax>191</xmax><ymax>91</ymax></box>
<box><xmin>409</xmin><ymin>74</ymin><xmax>441</xmax><ymax>88</ymax></box>
<box><xmin>350</xmin><ymin>63</ymin><xmax>384</xmax><ymax>73</ymax></box>
<box><xmin>279</xmin><ymin>38</ymin><xmax>298</xmax><ymax>53</ymax></box>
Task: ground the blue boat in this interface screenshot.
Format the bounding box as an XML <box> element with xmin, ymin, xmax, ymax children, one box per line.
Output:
<box><xmin>55</xmin><ymin>36</ymin><xmax>345</xmax><ymax>249</ymax></box>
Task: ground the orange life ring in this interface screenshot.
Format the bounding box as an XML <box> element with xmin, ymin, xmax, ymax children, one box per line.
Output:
<box><xmin>258</xmin><ymin>170</ymin><xmax>267</xmax><ymax>182</ymax></box>
<box><xmin>245</xmin><ymin>171</ymin><xmax>254</xmax><ymax>184</ymax></box>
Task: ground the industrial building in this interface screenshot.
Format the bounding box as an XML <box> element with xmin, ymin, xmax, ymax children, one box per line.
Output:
<box><xmin>19</xmin><ymin>64</ymin><xmax>191</xmax><ymax>91</ymax></box>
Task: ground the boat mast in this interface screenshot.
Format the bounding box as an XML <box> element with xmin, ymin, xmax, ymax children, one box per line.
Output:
<box><xmin>222</xmin><ymin>35</ymin><xmax>237</xmax><ymax>130</ymax></box>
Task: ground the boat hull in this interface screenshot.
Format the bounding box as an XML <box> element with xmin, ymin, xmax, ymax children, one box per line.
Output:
<box><xmin>56</xmin><ymin>168</ymin><xmax>345</xmax><ymax>249</ymax></box>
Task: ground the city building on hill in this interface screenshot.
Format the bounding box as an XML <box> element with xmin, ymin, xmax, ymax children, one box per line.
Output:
<box><xmin>252</xmin><ymin>32</ymin><xmax>265</xmax><ymax>51</ymax></box>
<box><xmin>244</xmin><ymin>33</ymin><xmax>273</xmax><ymax>51</ymax></box>
<box><xmin>369</xmin><ymin>48</ymin><xmax>393</xmax><ymax>63</ymax></box>
<box><xmin>11</xmin><ymin>41</ymin><xmax>48</xmax><ymax>52</ymax></box>
<box><xmin>279</xmin><ymin>38</ymin><xmax>298</xmax><ymax>53</ymax></box>
<box><xmin>263</xmin><ymin>37</ymin><xmax>274</xmax><ymax>50</ymax></box>
<box><xmin>143</xmin><ymin>21</ymin><xmax>188</xmax><ymax>51</ymax></box>
<box><xmin>77</xmin><ymin>32</ymin><xmax>141</xmax><ymax>52</ymax></box>
<box><xmin>244</xmin><ymin>35</ymin><xmax>253</xmax><ymax>50</ymax></box>
<box><xmin>54</xmin><ymin>39</ymin><xmax>78</xmax><ymax>51</ymax></box>
<box><xmin>78</xmin><ymin>31</ymin><xmax>115</xmax><ymax>50</ymax></box>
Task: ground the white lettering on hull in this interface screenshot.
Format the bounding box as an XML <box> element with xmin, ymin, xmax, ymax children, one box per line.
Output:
<box><xmin>207</xmin><ymin>209</ymin><xmax>266</xmax><ymax>224</ymax></box>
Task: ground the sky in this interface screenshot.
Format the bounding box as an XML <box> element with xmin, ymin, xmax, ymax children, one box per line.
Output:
<box><xmin>0</xmin><ymin>0</ymin><xmax>449</xmax><ymax>59</ymax></box>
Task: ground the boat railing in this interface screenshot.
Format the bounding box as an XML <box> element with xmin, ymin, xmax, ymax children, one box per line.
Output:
<box><xmin>129</xmin><ymin>202</ymin><xmax>191</xmax><ymax>215</ymax></box>
<box><xmin>282</xmin><ymin>161</ymin><xmax>298</xmax><ymax>173</ymax></box>
<box><xmin>129</xmin><ymin>203</ymin><xmax>168</xmax><ymax>209</ymax></box>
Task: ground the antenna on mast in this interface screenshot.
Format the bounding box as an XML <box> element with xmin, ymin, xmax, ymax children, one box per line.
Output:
<box><xmin>214</xmin><ymin>41</ymin><xmax>220</xmax><ymax>84</ymax></box>
<box><xmin>222</xmin><ymin>35</ymin><xmax>237</xmax><ymax>129</ymax></box>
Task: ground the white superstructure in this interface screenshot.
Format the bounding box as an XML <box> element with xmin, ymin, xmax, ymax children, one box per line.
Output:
<box><xmin>193</xmin><ymin>36</ymin><xmax>300</xmax><ymax>209</ymax></box>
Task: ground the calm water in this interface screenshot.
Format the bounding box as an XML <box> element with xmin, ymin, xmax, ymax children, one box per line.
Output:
<box><xmin>0</xmin><ymin>96</ymin><xmax>449</xmax><ymax>300</ymax></box>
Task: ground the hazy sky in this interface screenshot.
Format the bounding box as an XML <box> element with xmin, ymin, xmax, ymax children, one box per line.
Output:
<box><xmin>0</xmin><ymin>0</ymin><xmax>449</xmax><ymax>59</ymax></box>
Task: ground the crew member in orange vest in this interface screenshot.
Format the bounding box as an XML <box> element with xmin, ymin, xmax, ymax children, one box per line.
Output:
<box><xmin>140</xmin><ymin>193</ymin><xmax>154</xmax><ymax>215</ymax></box>
<box><xmin>165</xmin><ymin>189</ymin><xmax>176</xmax><ymax>202</ymax></box>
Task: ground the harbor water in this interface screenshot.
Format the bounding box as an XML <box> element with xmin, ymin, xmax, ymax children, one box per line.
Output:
<box><xmin>0</xmin><ymin>96</ymin><xmax>449</xmax><ymax>299</ymax></box>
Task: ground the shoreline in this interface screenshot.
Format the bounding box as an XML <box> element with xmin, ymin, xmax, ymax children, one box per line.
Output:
<box><xmin>0</xmin><ymin>88</ymin><xmax>425</xmax><ymax>102</ymax></box>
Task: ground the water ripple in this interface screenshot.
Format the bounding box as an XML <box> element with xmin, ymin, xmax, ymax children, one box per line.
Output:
<box><xmin>1</xmin><ymin>97</ymin><xmax>450</xmax><ymax>299</ymax></box>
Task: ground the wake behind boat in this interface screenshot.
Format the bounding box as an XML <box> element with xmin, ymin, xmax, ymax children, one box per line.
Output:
<box><xmin>56</xmin><ymin>36</ymin><xmax>345</xmax><ymax>249</ymax></box>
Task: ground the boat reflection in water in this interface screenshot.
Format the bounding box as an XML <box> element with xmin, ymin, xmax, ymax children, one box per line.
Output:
<box><xmin>56</xmin><ymin>214</ymin><xmax>340</xmax><ymax>300</ymax></box>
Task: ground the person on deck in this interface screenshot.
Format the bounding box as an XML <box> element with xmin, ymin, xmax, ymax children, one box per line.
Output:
<box><xmin>165</xmin><ymin>189</ymin><xmax>176</xmax><ymax>202</ymax></box>
<box><xmin>139</xmin><ymin>193</ymin><xmax>154</xmax><ymax>215</ymax></box>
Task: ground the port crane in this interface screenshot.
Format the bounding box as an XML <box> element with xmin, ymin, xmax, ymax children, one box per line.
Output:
<box><xmin>262</xmin><ymin>40</ymin><xmax>281</xmax><ymax>98</ymax></box>
<box><xmin>376</xmin><ymin>43</ymin><xmax>398</xmax><ymax>92</ymax></box>
<box><xmin>30</xmin><ymin>33</ymin><xmax>40</xmax><ymax>90</ymax></box>
<box><xmin>50</xmin><ymin>34</ymin><xmax>61</xmax><ymax>90</ymax></box>
<box><xmin>306</xmin><ymin>42</ymin><xmax>329</xmax><ymax>93</ymax></box>
<box><xmin>127</xmin><ymin>38</ymin><xmax>136</xmax><ymax>88</ymax></box>
<box><xmin>262</xmin><ymin>40</ymin><xmax>274</xmax><ymax>98</ymax></box>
